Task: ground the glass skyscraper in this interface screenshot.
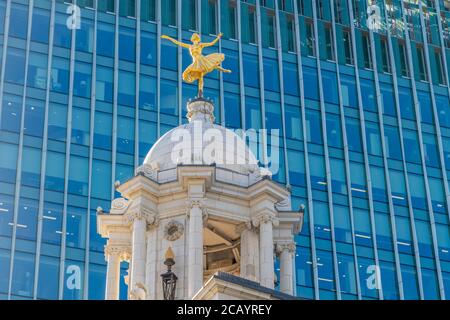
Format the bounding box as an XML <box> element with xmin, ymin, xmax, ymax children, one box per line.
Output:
<box><xmin>0</xmin><ymin>0</ymin><xmax>449</xmax><ymax>300</ymax></box>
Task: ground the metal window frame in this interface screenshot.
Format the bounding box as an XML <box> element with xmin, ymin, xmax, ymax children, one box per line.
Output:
<box><xmin>33</xmin><ymin>0</ymin><xmax>57</xmax><ymax>301</ymax></box>
<box><xmin>329</xmin><ymin>0</ymin><xmax>364</xmax><ymax>300</ymax></box>
<box><xmin>7</xmin><ymin>0</ymin><xmax>35</xmax><ymax>300</ymax></box>
<box><xmin>292</xmin><ymin>0</ymin><xmax>320</xmax><ymax>300</ymax></box>
<box><xmin>346</xmin><ymin>0</ymin><xmax>384</xmax><ymax>300</ymax></box>
<box><xmin>310</xmin><ymin>0</ymin><xmax>343</xmax><ymax>300</ymax></box>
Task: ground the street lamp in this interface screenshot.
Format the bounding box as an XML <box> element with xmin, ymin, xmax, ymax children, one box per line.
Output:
<box><xmin>161</xmin><ymin>247</ymin><xmax>178</xmax><ymax>300</ymax></box>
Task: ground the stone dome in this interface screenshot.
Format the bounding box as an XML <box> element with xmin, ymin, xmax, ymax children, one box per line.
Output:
<box><xmin>143</xmin><ymin>98</ymin><xmax>260</xmax><ymax>175</ymax></box>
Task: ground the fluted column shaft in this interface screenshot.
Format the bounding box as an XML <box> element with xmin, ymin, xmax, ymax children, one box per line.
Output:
<box><xmin>131</xmin><ymin>218</ymin><xmax>147</xmax><ymax>289</ymax></box>
<box><xmin>239</xmin><ymin>225</ymin><xmax>260</xmax><ymax>282</ymax></box>
<box><xmin>188</xmin><ymin>203</ymin><xmax>204</xmax><ymax>297</ymax></box>
<box><xmin>105</xmin><ymin>250</ymin><xmax>121</xmax><ymax>300</ymax></box>
<box><xmin>259</xmin><ymin>219</ymin><xmax>275</xmax><ymax>289</ymax></box>
<box><xmin>277</xmin><ymin>243</ymin><xmax>296</xmax><ymax>295</ymax></box>
<box><xmin>145</xmin><ymin>227</ymin><xmax>157</xmax><ymax>300</ymax></box>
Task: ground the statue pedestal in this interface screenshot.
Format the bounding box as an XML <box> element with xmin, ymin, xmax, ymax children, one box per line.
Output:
<box><xmin>187</xmin><ymin>97</ymin><xmax>215</xmax><ymax>123</ymax></box>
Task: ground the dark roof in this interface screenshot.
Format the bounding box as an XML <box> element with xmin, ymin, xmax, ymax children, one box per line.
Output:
<box><xmin>212</xmin><ymin>272</ymin><xmax>304</xmax><ymax>300</ymax></box>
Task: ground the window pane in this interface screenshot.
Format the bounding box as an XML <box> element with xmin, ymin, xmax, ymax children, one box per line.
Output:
<box><xmin>68</xmin><ymin>155</ymin><xmax>89</xmax><ymax>196</ymax></box>
<box><xmin>37</xmin><ymin>256</ymin><xmax>59</xmax><ymax>300</ymax></box>
<box><xmin>119</xmin><ymin>27</ymin><xmax>136</xmax><ymax>62</ymax></box>
<box><xmin>73</xmin><ymin>61</ymin><xmax>92</xmax><ymax>98</ymax></box>
<box><xmin>11</xmin><ymin>252</ymin><xmax>35</xmax><ymax>298</ymax></box>
<box><xmin>96</xmin><ymin>66</ymin><xmax>113</xmax><ymax>103</ymax></box>
<box><xmin>21</xmin><ymin>147</ymin><xmax>41</xmax><ymax>188</ymax></box>
<box><xmin>92</xmin><ymin>160</ymin><xmax>112</xmax><ymax>200</ymax></box>
<box><xmin>42</xmin><ymin>202</ymin><xmax>63</xmax><ymax>245</ymax></box>
<box><xmin>5</xmin><ymin>48</ymin><xmax>26</xmax><ymax>85</ymax></box>
<box><xmin>66</xmin><ymin>206</ymin><xmax>87</xmax><ymax>249</ymax></box>
<box><xmin>97</xmin><ymin>22</ymin><xmax>115</xmax><ymax>57</ymax></box>
<box><xmin>9</xmin><ymin>3</ymin><xmax>28</xmax><ymax>39</ymax></box>
<box><xmin>31</xmin><ymin>8</ymin><xmax>50</xmax><ymax>43</ymax></box>
<box><xmin>141</xmin><ymin>32</ymin><xmax>157</xmax><ymax>66</ymax></box>
<box><xmin>1</xmin><ymin>94</ymin><xmax>22</xmax><ymax>133</ymax></box>
<box><xmin>45</xmin><ymin>151</ymin><xmax>65</xmax><ymax>192</ymax></box>
<box><xmin>27</xmin><ymin>52</ymin><xmax>48</xmax><ymax>89</ymax></box>
<box><xmin>48</xmin><ymin>103</ymin><xmax>67</xmax><ymax>141</ymax></box>
<box><xmin>118</xmin><ymin>71</ymin><xmax>135</xmax><ymax>106</ymax></box>
<box><xmin>76</xmin><ymin>20</ymin><xmax>94</xmax><ymax>53</ymax></box>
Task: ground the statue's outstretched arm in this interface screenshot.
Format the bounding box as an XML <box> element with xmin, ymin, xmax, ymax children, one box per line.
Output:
<box><xmin>161</xmin><ymin>35</ymin><xmax>190</xmax><ymax>48</ymax></box>
<box><xmin>202</xmin><ymin>33</ymin><xmax>223</xmax><ymax>47</ymax></box>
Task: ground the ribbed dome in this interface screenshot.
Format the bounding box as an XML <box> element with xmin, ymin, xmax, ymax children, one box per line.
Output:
<box><xmin>143</xmin><ymin>98</ymin><xmax>259</xmax><ymax>175</ymax></box>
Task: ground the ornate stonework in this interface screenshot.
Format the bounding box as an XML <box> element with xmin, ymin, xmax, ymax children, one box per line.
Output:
<box><xmin>185</xmin><ymin>199</ymin><xmax>205</xmax><ymax>210</ymax></box>
<box><xmin>202</xmin><ymin>208</ymin><xmax>209</xmax><ymax>226</ymax></box>
<box><xmin>186</xmin><ymin>99</ymin><xmax>215</xmax><ymax>123</ymax></box>
<box><xmin>124</xmin><ymin>208</ymin><xmax>158</xmax><ymax>226</ymax></box>
<box><xmin>235</xmin><ymin>221</ymin><xmax>257</xmax><ymax>234</ymax></box>
<box><xmin>110</xmin><ymin>198</ymin><xmax>130</xmax><ymax>215</ymax></box>
<box><xmin>129</xmin><ymin>283</ymin><xmax>147</xmax><ymax>300</ymax></box>
<box><xmin>135</xmin><ymin>163</ymin><xmax>158</xmax><ymax>181</ymax></box>
<box><xmin>186</xmin><ymin>199</ymin><xmax>208</xmax><ymax>225</ymax></box>
<box><xmin>274</xmin><ymin>197</ymin><xmax>291</xmax><ymax>211</ymax></box>
<box><xmin>104</xmin><ymin>244</ymin><xmax>132</xmax><ymax>261</ymax></box>
<box><xmin>275</xmin><ymin>242</ymin><xmax>296</xmax><ymax>256</ymax></box>
<box><xmin>163</xmin><ymin>220</ymin><xmax>185</xmax><ymax>241</ymax></box>
<box><xmin>251</xmin><ymin>212</ymin><xmax>279</xmax><ymax>228</ymax></box>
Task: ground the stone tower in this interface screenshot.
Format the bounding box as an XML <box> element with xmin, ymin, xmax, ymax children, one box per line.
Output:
<box><xmin>97</xmin><ymin>98</ymin><xmax>303</xmax><ymax>300</ymax></box>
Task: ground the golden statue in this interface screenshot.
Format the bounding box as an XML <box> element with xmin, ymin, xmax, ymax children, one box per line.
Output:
<box><xmin>161</xmin><ymin>33</ymin><xmax>231</xmax><ymax>97</ymax></box>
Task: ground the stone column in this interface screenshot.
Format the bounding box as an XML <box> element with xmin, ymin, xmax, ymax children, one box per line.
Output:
<box><xmin>276</xmin><ymin>242</ymin><xmax>296</xmax><ymax>295</ymax></box>
<box><xmin>104</xmin><ymin>245</ymin><xmax>123</xmax><ymax>300</ymax></box>
<box><xmin>145</xmin><ymin>226</ymin><xmax>157</xmax><ymax>300</ymax></box>
<box><xmin>253</xmin><ymin>213</ymin><xmax>277</xmax><ymax>289</ymax></box>
<box><xmin>126</xmin><ymin>210</ymin><xmax>156</xmax><ymax>296</ymax></box>
<box><xmin>188</xmin><ymin>200</ymin><xmax>204</xmax><ymax>297</ymax></box>
<box><xmin>132</xmin><ymin>218</ymin><xmax>146</xmax><ymax>285</ymax></box>
<box><xmin>237</xmin><ymin>222</ymin><xmax>260</xmax><ymax>282</ymax></box>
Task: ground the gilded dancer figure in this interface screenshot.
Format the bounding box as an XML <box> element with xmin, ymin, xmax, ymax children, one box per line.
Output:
<box><xmin>161</xmin><ymin>33</ymin><xmax>231</xmax><ymax>97</ymax></box>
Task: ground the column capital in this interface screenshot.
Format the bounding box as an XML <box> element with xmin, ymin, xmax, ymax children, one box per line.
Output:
<box><xmin>251</xmin><ymin>211</ymin><xmax>279</xmax><ymax>228</ymax></box>
<box><xmin>185</xmin><ymin>198</ymin><xmax>205</xmax><ymax>210</ymax></box>
<box><xmin>186</xmin><ymin>199</ymin><xmax>208</xmax><ymax>225</ymax></box>
<box><xmin>275</xmin><ymin>241</ymin><xmax>296</xmax><ymax>256</ymax></box>
<box><xmin>235</xmin><ymin>221</ymin><xmax>258</xmax><ymax>234</ymax></box>
<box><xmin>104</xmin><ymin>244</ymin><xmax>132</xmax><ymax>262</ymax></box>
<box><xmin>124</xmin><ymin>207</ymin><xmax>158</xmax><ymax>226</ymax></box>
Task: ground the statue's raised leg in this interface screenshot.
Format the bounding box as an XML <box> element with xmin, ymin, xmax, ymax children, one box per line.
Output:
<box><xmin>216</xmin><ymin>66</ymin><xmax>231</xmax><ymax>73</ymax></box>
